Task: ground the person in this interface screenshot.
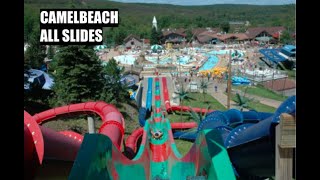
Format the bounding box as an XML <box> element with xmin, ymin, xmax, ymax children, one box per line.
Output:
<box><xmin>214</xmin><ymin>85</ymin><xmax>218</xmax><ymax>93</ymax></box>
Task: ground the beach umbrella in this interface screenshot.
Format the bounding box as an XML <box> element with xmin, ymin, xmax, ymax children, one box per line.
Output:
<box><xmin>151</xmin><ymin>44</ymin><xmax>163</xmax><ymax>52</ymax></box>
<box><xmin>231</xmin><ymin>50</ymin><xmax>243</xmax><ymax>58</ymax></box>
<box><xmin>94</xmin><ymin>45</ymin><xmax>107</xmax><ymax>51</ymax></box>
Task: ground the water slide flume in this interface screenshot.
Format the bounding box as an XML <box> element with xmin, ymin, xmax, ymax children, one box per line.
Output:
<box><xmin>24</xmin><ymin>111</ymin><xmax>44</xmax><ymax>179</ymax></box>
<box><xmin>33</xmin><ymin>102</ymin><xmax>125</xmax><ymax>150</ymax></box>
<box><xmin>125</xmin><ymin>122</ymin><xmax>197</xmax><ymax>156</ymax></box>
<box><xmin>68</xmin><ymin>76</ymin><xmax>236</xmax><ymax>179</ymax></box>
<box><xmin>24</xmin><ymin>74</ymin><xmax>294</xmax><ymax>179</ymax></box>
<box><xmin>24</xmin><ymin>102</ymin><xmax>126</xmax><ymax>178</ymax></box>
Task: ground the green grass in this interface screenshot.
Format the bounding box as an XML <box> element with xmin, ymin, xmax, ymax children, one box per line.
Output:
<box><xmin>286</xmin><ymin>70</ymin><xmax>296</xmax><ymax>79</ymax></box>
<box><xmin>174</xmin><ymin>139</ymin><xmax>194</xmax><ymax>156</ymax></box>
<box><xmin>233</xmin><ymin>85</ymin><xmax>287</xmax><ymax>101</ymax></box>
<box><xmin>181</xmin><ymin>92</ymin><xmax>227</xmax><ymax>111</ymax></box>
<box><xmin>231</xmin><ymin>94</ymin><xmax>277</xmax><ymax>113</ymax></box>
<box><xmin>246</xmin><ymin>101</ymin><xmax>277</xmax><ymax>112</ymax></box>
<box><xmin>42</xmin><ymin>115</ymin><xmax>102</xmax><ymax>134</ymax></box>
<box><xmin>167</xmin><ymin>92</ymin><xmax>226</xmax><ymax>123</ymax></box>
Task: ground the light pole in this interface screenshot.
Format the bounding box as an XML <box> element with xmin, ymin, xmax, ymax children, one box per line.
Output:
<box><xmin>227</xmin><ymin>51</ymin><xmax>232</xmax><ymax>109</ymax></box>
<box><xmin>272</xmin><ymin>63</ymin><xmax>275</xmax><ymax>90</ymax></box>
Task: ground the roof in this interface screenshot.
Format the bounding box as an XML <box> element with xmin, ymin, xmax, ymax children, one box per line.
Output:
<box><xmin>162</xmin><ymin>30</ymin><xmax>186</xmax><ymax>37</ymax></box>
<box><xmin>259</xmin><ymin>49</ymin><xmax>287</xmax><ymax>64</ymax></box>
<box><xmin>282</xmin><ymin>45</ymin><xmax>296</xmax><ymax>53</ymax></box>
<box><xmin>197</xmin><ymin>31</ymin><xmax>217</xmax><ymax>37</ymax></box>
<box><xmin>124</xmin><ymin>34</ymin><xmax>142</xmax><ymax>43</ymax></box>
<box><xmin>234</xmin><ymin>33</ymin><xmax>249</xmax><ymax>40</ymax></box>
<box><xmin>196</xmin><ymin>35</ymin><xmax>215</xmax><ymax>43</ymax></box>
<box><xmin>192</xmin><ymin>27</ymin><xmax>221</xmax><ymax>36</ymax></box>
<box><xmin>246</xmin><ymin>26</ymin><xmax>286</xmax><ymax>39</ymax></box>
<box><xmin>281</xmin><ymin>45</ymin><xmax>296</xmax><ymax>57</ymax></box>
<box><xmin>196</xmin><ymin>32</ymin><xmax>249</xmax><ymax>43</ymax></box>
<box><xmin>219</xmin><ymin>33</ymin><xmax>249</xmax><ymax>41</ymax></box>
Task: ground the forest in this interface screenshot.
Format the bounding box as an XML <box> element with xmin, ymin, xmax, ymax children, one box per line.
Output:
<box><xmin>25</xmin><ymin>0</ymin><xmax>296</xmax><ymax>45</ymax></box>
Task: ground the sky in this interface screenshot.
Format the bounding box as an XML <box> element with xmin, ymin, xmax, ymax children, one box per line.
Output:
<box><xmin>109</xmin><ymin>0</ymin><xmax>296</xmax><ymax>6</ymax></box>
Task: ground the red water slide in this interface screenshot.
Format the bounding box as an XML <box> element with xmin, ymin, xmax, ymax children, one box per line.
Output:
<box><xmin>24</xmin><ymin>102</ymin><xmax>125</xmax><ymax>178</ymax></box>
<box><xmin>24</xmin><ymin>111</ymin><xmax>44</xmax><ymax>179</ymax></box>
<box><xmin>170</xmin><ymin>106</ymin><xmax>214</xmax><ymax>114</ymax></box>
<box><xmin>161</xmin><ymin>77</ymin><xmax>214</xmax><ymax>114</ymax></box>
<box><xmin>24</xmin><ymin>110</ymin><xmax>87</xmax><ymax>178</ymax></box>
<box><xmin>33</xmin><ymin>102</ymin><xmax>125</xmax><ymax>150</ymax></box>
<box><xmin>125</xmin><ymin>122</ymin><xmax>197</xmax><ymax>154</ymax></box>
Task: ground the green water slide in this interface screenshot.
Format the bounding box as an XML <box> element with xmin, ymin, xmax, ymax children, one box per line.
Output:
<box><xmin>69</xmin><ymin>76</ymin><xmax>235</xmax><ymax>180</ymax></box>
<box><xmin>68</xmin><ymin>123</ymin><xmax>235</xmax><ymax>180</ymax></box>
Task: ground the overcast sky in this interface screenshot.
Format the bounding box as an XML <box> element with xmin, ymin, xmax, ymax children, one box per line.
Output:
<box><xmin>109</xmin><ymin>0</ymin><xmax>296</xmax><ymax>6</ymax></box>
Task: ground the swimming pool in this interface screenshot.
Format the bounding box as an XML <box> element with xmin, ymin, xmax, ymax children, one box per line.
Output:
<box><xmin>208</xmin><ymin>50</ymin><xmax>245</xmax><ymax>57</ymax></box>
<box><xmin>177</xmin><ymin>56</ymin><xmax>191</xmax><ymax>65</ymax></box>
<box><xmin>199</xmin><ymin>55</ymin><xmax>219</xmax><ymax>71</ymax></box>
<box><xmin>145</xmin><ymin>55</ymin><xmax>191</xmax><ymax>65</ymax></box>
<box><xmin>145</xmin><ymin>56</ymin><xmax>172</xmax><ymax>65</ymax></box>
<box><xmin>113</xmin><ymin>55</ymin><xmax>136</xmax><ymax>65</ymax></box>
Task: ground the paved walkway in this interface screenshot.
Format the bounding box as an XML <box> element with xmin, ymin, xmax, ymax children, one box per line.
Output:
<box><xmin>233</xmin><ymin>90</ymin><xmax>282</xmax><ymax>108</ymax></box>
<box><xmin>213</xmin><ymin>82</ymin><xmax>283</xmax><ymax>108</ymax></box>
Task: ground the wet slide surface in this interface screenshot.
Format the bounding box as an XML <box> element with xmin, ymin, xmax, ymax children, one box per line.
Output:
<box><xmin>68</xmin><ymin>76</ymin><xmax>236</xmax><ymax>180</ymax></box>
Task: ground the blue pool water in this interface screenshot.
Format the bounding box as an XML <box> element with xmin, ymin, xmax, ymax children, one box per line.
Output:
<box><xmin>145</xmin><ymin>56</ymin><xmax>190</xmax><ymax>65</ymax></box>
<box><xmin>177</xmin><ymin>56</ymin><xmax>190</xmax><ymax>65</ymax></box>
<box><xmin>208</xmin><ymin>50</ymin><xmax>230</xmax><ymax>55</ymax></box>
<box><xmin>199</xmin><ymin>55</ymin><xmax>219</xmax><ymax>71</ymax></box>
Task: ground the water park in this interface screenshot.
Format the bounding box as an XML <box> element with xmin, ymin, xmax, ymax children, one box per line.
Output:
<box><xmin>24</xmin><ymin>35</ymin><xmax>297</xmax><ymax>179</ymax></box>
<box><xmin>24</xmin><ymin>14</ymin><xmax>296</xmax><ymax>180</ymax></box>
<box><xmin>24</xmin><ymin>74</ymin><xmax>296</xmax><ymax>179</ymax></box>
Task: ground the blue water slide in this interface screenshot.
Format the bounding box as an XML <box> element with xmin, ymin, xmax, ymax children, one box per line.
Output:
<box><xmin>145</xmin><ymin>77</ymin><xmax>153</xmax><ymax>111</ymax></box>
<box><xmin>242</xmin><ymin>110</ymin><xmax>273</xmax><ymax>122</ymax></box>
<box><xmin>138</xmin><ymin>107</ymin><xmax>147</xmax><ymax>127</ymax></box>
<box><xmin>173</xmin><ymin>96</ymin><xmax>295</xmax><ymax>178</ymax></box>
<box><xmin>173</xmin><ymin>109</ymin><xmax>243</xmax><ymax>140</ymax></box>
<box><xmin>226</xmin><ymin>96</ymin><xmax>296</xmax><ymax>177</ymax></box>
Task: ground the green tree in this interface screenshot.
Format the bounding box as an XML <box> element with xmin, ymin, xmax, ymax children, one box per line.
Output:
<box><xmin>47</xmin><ymin>46</ymin><xmax>55</xmax><ymax>59</ymax></box>
<box><xmin>234</xmin><ymin>87</ymin><xmax>254</xmax><ymax>111</ymax></box>
<box><xmin>188</xmin><ymin>105</ymin><xmax>211</xmax><ymax>124</ymax></box>
<box><xmin>220</xmin><ymin>22</ymin><xmax>230</xmax><ymax>33</ymax></box>
<box><xmin>114</xmin><ymin>28</ymin><xmax>127</xmax><ymax>45</ymax></box>
<box><xmin>24</xmin><ymin>24</ymin><xmax>47</xmax><ymax>69</ymax></box>
<box><xmin>280</xmin><ymin>30</ymin><xmax>293</xmax><ymax>45</ymax></box>
<box><xmin>174</xmin><ymin>84</ymin><xmax>194</xmax><ymax>121</ymax></box>
<box><xmin>50</xmin><ymin>45</ymin><xmax>104</xmax><ymax>106</ymax></box>
<box><xmin>150</xmin><ymin>26</ymin><xmax>159</xmax><ymax>45</ymax></box>
<box><xmin>186</xmin><ymin>27</ymin><xmax>194</xmax><ymax>42</ymax></box>
<box><xmin>24</xmin><ymin>7</ymin><xmax>38</xmax><ymax>42</ymax></box>
<box><xmin>199</xmin><ymin>79</ymin><xmax>208</xmax><ymax>103</ymax></box>
<box><xmin>100</xmin><ymin>58</ymin><xmax>130</xmax><ymax>105</ymax></box>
